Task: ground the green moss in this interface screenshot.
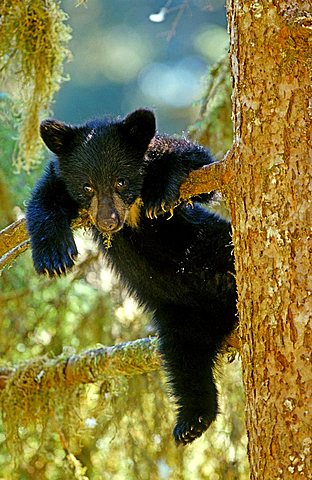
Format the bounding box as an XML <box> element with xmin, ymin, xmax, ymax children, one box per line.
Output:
<box><xmin>190</xmin><ymin>55</ymin><xmax>233</xmax><ymax>159</ymax></box>
<box><xmin>0</xmin><ymin>0</ymin><xmax>71</xmax><ymax>171</ymax></box>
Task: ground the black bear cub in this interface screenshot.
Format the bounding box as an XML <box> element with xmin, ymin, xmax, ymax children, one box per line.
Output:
<box><xmin>26</xmin><ymin>109</ymin><xmax>237</xmax><ymax>445</ymax></box>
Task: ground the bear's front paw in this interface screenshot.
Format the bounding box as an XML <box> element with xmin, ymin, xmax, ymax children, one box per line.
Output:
<box><xmin>31</xmin><ymin>234</ymin><xmax>78</xmax><ymax>277</ymax></box>
<box><xmin>173</xmin><ymin>413</ymin><xmax>213</xmax><ymax>446</ymax></box>
<box><xmin>144</xmin><ymin>186</ymin><xmax>183</xmax><ymax>220</ymax></box>
<box><xmin>142</xmin><ymin>165</ymin><xmax>187</xmax><ymax>219</ymax></box>
<box><xmin>145</xmin><ymin>200</ymin><xmax>181</xmax><ymax>220</ymax></box>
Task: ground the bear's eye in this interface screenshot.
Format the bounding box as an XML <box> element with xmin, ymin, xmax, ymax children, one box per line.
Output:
<box><xmin>83</xmin><ymin>184</ymin><xmax>94</xmax><ymax>195</ymax></box>
<box><xmin>115</xmin><ymin>178</ymin><xmax>129</xmax><ymax>192</ymax></box>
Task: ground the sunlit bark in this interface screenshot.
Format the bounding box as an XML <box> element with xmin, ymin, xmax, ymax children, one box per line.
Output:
<box><xmin>227</xmin><ymin>1</ymin><xmax>311</xmax><ymax>478</ymax></box>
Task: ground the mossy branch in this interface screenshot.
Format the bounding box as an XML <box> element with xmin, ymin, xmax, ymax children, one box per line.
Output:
<box><xmin>0</xmin><ymin>333</ymin><xmax>240</xmax><ymax>391</ymax></box>
<box><xmin>0</xmin><ymin>337</ymin><xmax>160</xmax><ymax>391</ymax></box>
<box><xmin>0</xmin><ymin>219</ymin><xmax>30</xmax><ymax>270</ymax></box>
<box><xmin>0</xmin><ymin>153</ymin><xmax>235</xmax><ymax>271</ymax></box>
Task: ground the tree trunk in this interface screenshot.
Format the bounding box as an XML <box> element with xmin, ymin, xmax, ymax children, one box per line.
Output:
<box><xmin>226</xmin><ymin>1</ymin><xmax>312</xmax><ymax>478</ymax></box>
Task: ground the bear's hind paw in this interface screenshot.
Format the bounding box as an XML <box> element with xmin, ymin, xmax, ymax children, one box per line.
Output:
<box><xmin>173</xmin><ymin>414</ymin><xmax>212</xmax><ymax>446</ymax></box>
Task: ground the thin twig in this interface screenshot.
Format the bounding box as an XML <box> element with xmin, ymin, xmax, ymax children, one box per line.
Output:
<box><xmin>166</xmin><ymin>0</ymin><xmax>189</xmax><ymax>41</ymax></box>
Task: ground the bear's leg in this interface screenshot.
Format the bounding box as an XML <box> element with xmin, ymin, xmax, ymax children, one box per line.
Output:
<box><xmin>157</xmin><ymin>325</ymin><xmax>221</xmax><ymax>445</ymax></box>
<box><xmin>26</xmin><ymin>162</ymin><xmax>79</xmax><ymax>276</ymax></box>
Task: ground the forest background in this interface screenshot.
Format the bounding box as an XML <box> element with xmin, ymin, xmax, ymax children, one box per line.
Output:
<box><xmin>0</xmin><ymin>1</ymin><xmax>247</xmax><ymax>479</ymax></box>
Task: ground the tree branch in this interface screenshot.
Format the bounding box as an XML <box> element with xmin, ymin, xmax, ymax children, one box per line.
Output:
<box><xmin>0</xmin><ymin>337</ymin><xmax>160</xmax><ymax>391</ymax></box>
<box><xmin>0</xmin><ymin>218</ymin><xmax>29</xmax><ymax>260</ymax></box>
<box><xmin>0</xmin><ymin>152</ymin><xmax>234</xmax><ymax>270</ymax></box>
<box><xmin>179</xmin><ymin>149</ymin><xmax>234</xmax><ymax>198</ymax></box>
<box><xmin>0</xmin><ymin>332</ymin><xmax>239</xmax><ymax>391</ymax></box>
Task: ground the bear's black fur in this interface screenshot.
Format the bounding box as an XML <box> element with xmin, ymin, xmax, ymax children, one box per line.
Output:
<box><xmin>26</xmin><ymin>109</ymin><xmax>237</xmax><ymax>445</ymax></box>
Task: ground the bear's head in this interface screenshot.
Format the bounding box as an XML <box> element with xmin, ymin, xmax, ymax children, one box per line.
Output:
<box><xmin>40</xmin><ymin>109</ymin><xmax>156</xmax><ymax>233</ymax></box>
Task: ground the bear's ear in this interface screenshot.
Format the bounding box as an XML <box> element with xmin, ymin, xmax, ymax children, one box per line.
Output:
<box><xmin>40</xmin><ymin>119</ymin><xmax>77</xmax><ymax>155</ymax></box>
<box><xmin>121</xmin><ymin>109</ymin><xmax>156</xmax><ymax>150</ymax></box>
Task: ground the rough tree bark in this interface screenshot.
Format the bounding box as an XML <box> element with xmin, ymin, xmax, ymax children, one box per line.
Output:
<box><xmin>226</xmin><ymin>1</ymin><xmax>311</xmax><ymax>478</ymax></box>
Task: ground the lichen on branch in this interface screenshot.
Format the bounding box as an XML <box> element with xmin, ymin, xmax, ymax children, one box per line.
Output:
<box><xmin>0</xmin><ymin>337</ymin><xmax>160</xmax><ymax>391</ymax></box>
<box><xmin>0</xmin><ymin>0</ymin><xmax>72</xmax><ymax>171</ymax></box>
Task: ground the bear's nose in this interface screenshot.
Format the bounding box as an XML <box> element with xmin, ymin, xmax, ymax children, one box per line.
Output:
<box><xmin>96</xmin><ymin>211</ymin><xmax>120</xmax><ymax>232</ymax></box>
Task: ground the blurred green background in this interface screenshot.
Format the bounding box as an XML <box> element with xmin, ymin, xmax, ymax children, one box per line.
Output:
<box><xmin>0</xmin><ymin>1</ymin><xmax>248</xmax><ymax>479</ymax></box>
<box><xmin>54</xmin><ymin>0</ymin><xmax>229</xmax><ymax>133</ymax></box>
